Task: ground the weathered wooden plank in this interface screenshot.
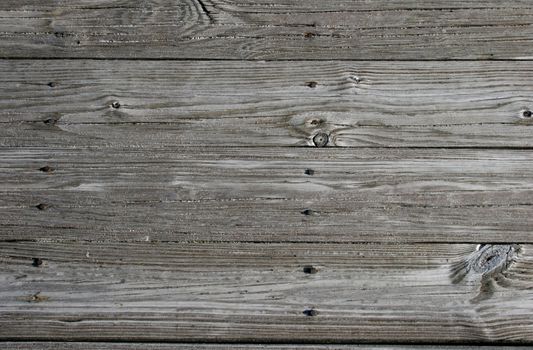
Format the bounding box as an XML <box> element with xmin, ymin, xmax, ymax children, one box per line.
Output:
<box><xmin>1</xmin><ymin>147</ymin><xmax>533</xmax><ymax>243</ymax></box>
<box><xmin>0</xmin><ymin>242</ymin><xmax>531</xmax><ymax>342</ymax></box>
<box><xmin>1</xmin><ymin>60</ymin><xmax>533</xmax><ymax>148</ymax></box>
<box><xmin>1</xmin><ymin>0</ymin><xmax>533</xmax><ymax>59</ymax></box>
<box><xmin>1</xmin><ymin>344</ymin><xmax>529</xmax><ymax>350</ymax></box>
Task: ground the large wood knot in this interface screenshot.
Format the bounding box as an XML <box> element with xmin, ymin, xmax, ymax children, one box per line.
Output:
<box><xmin>449</xmin><ymin>244</ymin><xmax>520</xmax><ymax>303</ymax></box>
<box><xmin>471</xmin><ymin>244</ymin><xmax>516</xmax><ymax>274</ymax></box>
<box><xmin>450</xmin><ymin>244</ymin><xmax>519</xmax><ymax>285</ymax></box>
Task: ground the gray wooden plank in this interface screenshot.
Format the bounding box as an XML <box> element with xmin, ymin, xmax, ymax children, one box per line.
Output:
<box><xmin>0</xmin><ymin>241</ymin><xmax>531</xmax><ymax>342</ymax></box>
<box><xmin>1</xmin><ymin>147</ymin><xmax>533</xmax><ymax>243</ymax></box>
<box><xmin>1</xmin><ymin>60</ymin><xmax>533</xmax><ymax>148</ymax></box>
<box><xmin>1</xmin><ymin>0</ymin><xmax>533</xmax><ymax>59</ymax></box>
<box><xmin>2</xmin><ymin>344</ymin><xmax>531</xmax><ymax>350</ymax></box>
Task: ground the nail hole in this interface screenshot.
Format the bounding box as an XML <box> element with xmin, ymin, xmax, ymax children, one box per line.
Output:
<box><xmin>309</xmin><ymin>119</ymin><xmax>323</xmax><ymax>126</ymax></box>
<box><xmin>43</xmin><ymin>118</ymin><xmax>57</xmax><ymax>125</ymax></box>
<box><xmin>26</xmin><ymin>292</ymin><xmax>48</xmax><ymax>303</ymax></box>
<box><xmin>32</xmin><ymin>258</ymin><xmax>43</xmax><ymax>267</ymax></box>
<box><xmin>305</xmin><ymin>81</ymin><xmax>318</xmax><ymax>88</ymax></box>
<box><xmin>301</xmin><ymin>209</ymin><xmax>313</xmax><ymax>216</ymax></box>
<box><xmin>522</xmin><ymin>110</ymin><xmax>532</xmax><ymax>118</ymax></box>
<box><xmin>312</xmin><ymin>132</ymin><xmax>329</xmax><ymax>147</ymax></box>
<box><xmin>304</xmin><ymin>169</ymin><xmax>314</xmax><ymax>176</ymax></box>
<box><xmin>39</xmin><ymin>166</ymin><xmax>54</xmax><ymax>173</ymax></box>
<box><xmin>36</xmin><ymin>203</ymin><xmax>50</xmax><ymax>211</ymax></box>
<box><xmin>303</xmin><ymin>265</ymin><xmax>318</xmax><ymax>274</ymax></box>
<box><xmin>111</xmin><ymin>101</ymin><xmax>121</xmax><ymax>109</ymax></box>
<box><xmin>303</xmin><ymin>309</ymin><xmax>318</xmax><ymax>316</ymax></box>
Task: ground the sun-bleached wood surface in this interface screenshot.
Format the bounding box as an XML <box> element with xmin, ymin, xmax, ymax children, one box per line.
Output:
<box><xmin>1</xmin><ymin>0</ymin><xmax>533</xmax><ymax>348</ymax></box>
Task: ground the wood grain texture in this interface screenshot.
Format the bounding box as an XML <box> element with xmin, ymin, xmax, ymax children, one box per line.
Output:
<box><xmin>2</xmin><ymin>0</ymin><xmax>533</xmax><ymax>59</ymax></box>
<box><xmin>0</xmin><ymin>242</ymin><xmax>531</xmax><ymax>342</ymax></box>
<box><xmin>1</xmin><ymin>60</ymin><xmax>533</xmax><ymax>148</ymax></box>
<box><xmin>1</xmin><ymin>344</ymin><xmax>530</xmax><ymax>350</ymax></box>
<box><xmin>2</xmin><ymin>147</ymin><xmax>533</xmax><ymax>243</ymax></box>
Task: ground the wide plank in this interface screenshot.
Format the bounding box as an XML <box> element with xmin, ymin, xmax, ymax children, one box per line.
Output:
<box><xmin>1</xmin><ymin>0</ymin><xmax>533</xmax><ymax>59</ymax></box>
<box><xmin>1</xmin><ymin>60</ymin><xmax>533</xmax><ymax>148</ymax></box>
<box><xmin>1</xmin><ymin>147</ymin><xmax>533</xmax><ymax>243</ymax></box>
<box><xmin>0</xmin><ymin>242</ymin><xmax>531</xmax><ymax>342</ymax></box>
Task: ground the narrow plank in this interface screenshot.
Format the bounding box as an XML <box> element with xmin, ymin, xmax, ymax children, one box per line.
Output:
<box><xmin>1</xmin><ymin>147</ymin><xmax>533</xmax><ymax>243</ymax></box>
<box><xmin>2</xmin><ymin>0</ymin><xmax>533</xmax><ymax>59</ymax></box>
<box><xmin>0</xmin><ymin>242</ymin><xmax>531</xmax><ymax>342</ymax></box>
<box><xmin>1</xmin><ymin>60</ymin><xmax>533</xmax><ymax>148</ymax></box>
<box><xmin>1</xmin><ymin>343</ymin><xmax>529</xmax><ymax>350</ymax></box>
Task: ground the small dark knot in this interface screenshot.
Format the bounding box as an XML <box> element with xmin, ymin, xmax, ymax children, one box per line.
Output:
<box><xmin>304</xmin><ymin>169</ymin><xmax>314</xmax><ymax>176</ymax></box>
<box><xmin>312</xmin><ymin>132</ymin><xmax>329</xmax><ymax>147</ymax></box>
<box><xmin>47</xmin><ymin>82</ymin><xmax>57</xmax><ymax>88</ymax></box>
<box><xmin>303</xmin><ymin>309</ymin><xmax>318</xmax><ymax>316</ymax></box>
<box><xmin>304</xmin><ymin>32</ymin><xmax>316</xmax><ymax>38</ymax></box>
<box><xmin>32</xmin><ymin>258</ymin><xmax>43</xmax><ymax>267</ymax></box>
<box><xmin>111</xmin><ymin>101</ymin><xmax>121</xmax><ymax>109</ymax></box>
<box><xmin>305</xmin><ymin>81</ymin><xmax>318</xmax><ymax>88</ymax></box>
<box><xmin>303</xmin><ymin>265</ymin><xmax>318</xmax><ymax>274</ymax></box>
<box><xmin>523</xmin><ymin>110</ymin><xmax>532</xmax><ymax>118</ymax></box>
<box><xmin>351</xmin><ymin>76</ymin><xmax>361</xmax><ymax>84</ymax></box>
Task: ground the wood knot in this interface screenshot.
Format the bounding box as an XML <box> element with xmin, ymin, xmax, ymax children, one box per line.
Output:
<box><xmin>303</xmin><ymin>308</ymin><xmax>318</xmax><ymax>316</ymax></box>
<box><xmin>47</xmin><ymin>82</ymin><xmax>57</xmax><ymax>88</ymax></box>
<box><xmin>304</xmin><ymin>32</ymin><xmax>316</xmax><ymax>38</ymax></box>
<box><xmin>304</xmin><ymin>169</ymin><xmax>314</xmax><ymax>176</ymax></box>
<box><xmin>303</xmin><ymin>265</ymin><xmax>318</xmax><ymax>274</ymax></box>
<box><xmin>39</xmin><ymin>166</ymin><xmax>54</xmax><ymax>173</ymax></box>
<box><xmin>471</xmin><ymin>244</ymin><xmax>516</xmax><ymax>274</ymax></box>
<box><xmin>522</xmin><ymin>109</ymin><xmax>532</xmax><ymax>118</ymax></box>
<box><xmin>305</xmin><ymin>81</ymin><xmax>318</xmax><ymax>88</ymax></box>
<box><xmin>449</xmin><ymin>244</ymin><xmax>519</xmax><ymax>285</ymax></box>
<box><xmin>32</xmin><ymin>258</ymin><xmax>43</xmax><ymax>267</ymax></box>
<box><xmin>111</xmin><ymin>101</ymin><xmax>121</xmax><ymax>109</ymax></box>
<box><xmin>301</xmin><ymin>209</ymin><xmax>313</xmax><ymax>216</ymax></box>
<box><xmin>312</xmin><ymin>132</ymin><xmax>329</xmax><ymax>147</ymax></box>
<box><xmin>36</xmin><ymin>203</ymin><xmax>50</xmax><ymax>211</ymax></box>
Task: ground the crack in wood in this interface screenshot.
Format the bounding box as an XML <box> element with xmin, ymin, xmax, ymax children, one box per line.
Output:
<box><xmin>196</xmin><ymin>0</ymin><xmax>215</xmax><ymax>23</ymax></box>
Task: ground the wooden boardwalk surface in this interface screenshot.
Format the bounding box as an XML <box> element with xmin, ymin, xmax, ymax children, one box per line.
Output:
<box><xmin>1</xmin><ymin>1</ymin><xmax>533</xmax><ymax>349</ymax></box>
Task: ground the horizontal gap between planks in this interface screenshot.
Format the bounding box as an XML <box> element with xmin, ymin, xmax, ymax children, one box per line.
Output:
<box><xmin>0</xmin><ymin>239</ymin><xmax>527</xmax><ymax>245</ymax></box>
<box><xmin>3</xmin><ymin>57</ymin><xmax>533</xmax><ymax>62</ymax></box>
<box><xmin>4</xmin><ymin>145</ymin><xmax>533</xmax><ymax>150</ymax></box>
<box><xmin>0</xmin><ymin>339</ymin><xmax>532</xmax><ymax>346</ymax></box>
